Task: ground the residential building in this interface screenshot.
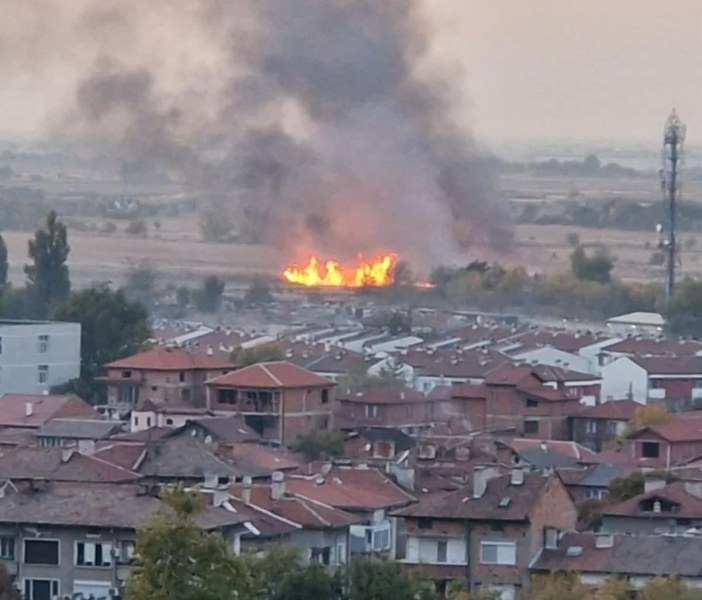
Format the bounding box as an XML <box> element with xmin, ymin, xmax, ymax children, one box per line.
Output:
<box><xmin>531</xmin><ymin>531</ymin><xmax>702</xmax><ymax>591</ymax></box>
<box><xmin>129</xmin><ymin>399</ymin><xmax>211</xmax><ymax>432</ymax></box>
<box><xmin>0</xmin><ymin>393</ymin><xmax>99</xmax><ymax>431</ymax></box>
<box><xmin>206</xmin><ymin>361</ymin><xmax>335</xmax><ymax>445</ymax></box>
<box><xmin>343</xmin><ymin>427</ymin><xmax>416</xmax><ymax>464</ymax></box>
<box><xmin>623</xmin><ymin>417</ymin><xmax>702</xmax><ymax>469</ymax></box>
<box><xmin>0</xmin><ymin>481</ymin><xmax>250</xmax><ymax>600</ymax></box>
<box><xmin>394</xmin><ymin>468</ymin><xmax>577</xmax><ymax>599</ymax></box>
<box><xmin>230</xmin><ymin>473</ymin><xmax>358</xmax><ymax>565</ymax></box>
<box><xmin>100</xmin><ymin>346</ymin><xmax>234</xmax><ymax>418</ymax></box>
<box><xmin>557</xmin><ymin>463</ymin><xmax>630</xmax><ymax>503</ymax></box>
<box><xmin>0</xmin><ymin>320</ymin><xmax>81</xmax><ymax>395</ymax></box>
<box><xmin>335</xmin><ymin>388</ymin><xmax>438</xmax><ymax>431</ymax></box>
<box><xmin>34</xmin><ymin>418</ymin><xmax>124</xmax><ymax>451</ymax></box>
<box><xmin>570</xmin><ymin>399</ymin><xmax>638</xmax><ymax>451</ymax></box>
<box><xmin>497</xmin><ymin>439</ymin><xmax>601</xmax><ymax>472</ymax></box>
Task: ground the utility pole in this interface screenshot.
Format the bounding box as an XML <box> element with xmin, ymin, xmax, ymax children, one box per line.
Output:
<box><xmin>660</xmin><ymin>109</ymin><xmax>686</xmax><ymax>304</ymax></box>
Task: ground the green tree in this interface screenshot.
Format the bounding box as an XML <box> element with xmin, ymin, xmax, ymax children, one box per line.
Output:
<box><xmin>231</xmin><ymin>342</ymin><xmax>284</xmax><ymax>366</ymax></box>
<box><xmin>347</xmin><ymin>557</ymin><xmax>417</xmax><ymax>600</ymax></box>
<box><xmin>0</xmin><ymin>562</ymin><xmax>21</xmax><ymax>600</ymax></box>
<box><xmin>570</xmin><ymin>246</ymin><xmax>614</xmax><ymax>283</ymax></box>
<box><xmin>127</xmin><ymin>486</ymin><xmax>254</xmax><ymax>600</ymax></box>
<box><xmin>289</xmin><ymin>429</ymin><xmax>344</xmax><ymax>463</ymax></box>
<box><xmin>523</xmin><ymin>572</ymin><xmax>588</xmax><ymax>600</ymax></box>
<box><xmin>244</xmin><ymin>279</ymin><xmax>274</xmax><ymax>305</ymax></box>
<box><xmin>176</xmin><ymin>285</ymin><xmax>192</xmax><ymax>308</ymax></box>
<box><xmin>667</xmin><ymin>277</ymin><xmax>702</xmax><ymax>336</ymax></box>
<box><xmin>24</xmin><ymin>210</ymin><xmax>70</xmax><ymax>318</ymax></box>
<box><xmin>124</xmin><ymin>266</ymin><xmax>158</xmax><ymax>310</ymax></box>
<box><xmin>195</xmin><ymin>275</ymin><xmax>225</xmax><ymax>313</ymax></box>
<box><xmin>53</xmin><ymin>287</ymin><xmax>151</xmax><ymax>402</ymax></box>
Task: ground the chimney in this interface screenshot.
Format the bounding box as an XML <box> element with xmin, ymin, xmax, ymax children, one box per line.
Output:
<box><xmin>61</xmin><ymin>447</ymin><xmax>75</xmax><ymax>463</ymax></box>
<box><xmin>510</xmin><ymin>467</ymin><xmax>525</xmax><ymax>486</ymax></box>
<box><xmin>324</xmin><ymin>341</ymin><xmax>331</xmax><ymax>353</ymax></box>
<box><xmin>212</xmin><ymin>488</ymin><xmax>229</xmax><ymax>508</ymax></box>
<box><xmin>472</xmin><ymin>465</ymin><xmax>499</xmax><ymax>499</ymax></box>
<box><xmin>594</xmin><ymin>533</ymin><xmax>614</xmax><ymax>549</ymax></box>
<box><xmin>271</xmin><ymin>471</ymin><xmax>285</xmax><ymax>500</ymax></box>
<box><xmin>644</xmin><ymin>478</ymin><xmax>667</xmax><ymax>494</ymax></box>
<box><xmin>241</xmin><ymin>476</ymin><xmax>253</xmax><ymax>504</ymax></box>
<box><xmin>203</xmin><ymin>472</ymin><xmax>219</xmax><ymax>490</ymax></box>
<box><xmin>25</xmin><ymin>402</ymin><xmax>34</xmax><ymax>417</ymax></box>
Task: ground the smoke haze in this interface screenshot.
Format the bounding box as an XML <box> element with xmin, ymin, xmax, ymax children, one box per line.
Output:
<box><xmin>0</xmin><ymin>0</ymin><xmax>513</xmax><ymax>269</ymax></box>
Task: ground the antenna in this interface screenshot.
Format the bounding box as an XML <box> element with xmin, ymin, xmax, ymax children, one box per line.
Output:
<box><xmin>660</xmin><ymin>109</ymin><xmax>686</xmax><ymax>304</ymax></box>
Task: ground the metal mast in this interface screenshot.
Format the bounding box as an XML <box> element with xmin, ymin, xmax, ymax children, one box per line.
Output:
<box><xmin>660</xmin><ymin>109</ymin><xmax>686</xmax><ymax>303</ymax></box>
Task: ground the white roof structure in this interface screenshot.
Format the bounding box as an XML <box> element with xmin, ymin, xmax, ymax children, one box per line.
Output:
<box><xmin>606</xmin><ymin>312</ymin><xmax>665</xmax><ymax>327</ymax></box>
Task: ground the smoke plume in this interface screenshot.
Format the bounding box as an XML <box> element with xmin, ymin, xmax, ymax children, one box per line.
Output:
<box><xmin>5</xmin><ymin>0</ymin><xmax>513</xmax><ymax>270</ymax></box>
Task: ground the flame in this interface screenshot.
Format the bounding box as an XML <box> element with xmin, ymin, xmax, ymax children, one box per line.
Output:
<box><xmin>283</xmin><ymin>254</ymin><xmax>397</xmax><ymax>287</ymax></box>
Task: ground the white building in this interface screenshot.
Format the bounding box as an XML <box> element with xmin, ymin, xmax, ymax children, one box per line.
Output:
<box><xmin>0</xmin><ymin>320</ymin><xmax>81</xmax><ymax>394</ymax></box>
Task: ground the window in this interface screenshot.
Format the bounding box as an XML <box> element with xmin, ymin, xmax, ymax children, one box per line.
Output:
<box><xmin>24</xmin><ymin>540</ymin><xmax>59</xmax><ymax>565</ymax></box>
<box><xmin>607</xmin><ymin>420</ymin><xmax>619</xmax><ymax>434</ymax></box>
<box><xmin>365</xmin><ymin>404</ymin><xmax>377</xmax><ymax>418</ymax></box>
<box><xmin>119</xmin><ymin>540</ymin><xmax>136</xmax><ymax>563</ymax></box>
<box><xmin>585</xmin><ymin>420</ymin><xmax>597</xmax><ymax>434</ymax></box>
<box><xmin>133</xmin><ymin>416</ymin><xmax>139</xmax><ymax>428</ymax></box>
<box><xmin>417</xmin><ymin>518</ymin><xmax>434</xmax><ymax>530</ymax></box>
<box><xmin>372</xmin><ymin>527</ymin><xmax>391</xmax><ymax>551</ymax></box>
<box><xmin>321</xmin><ymin>389</ymin><xmax>329</xmax><ymax>404</ymax></box>
<box><xmin>525</xmin><ymin>397</ymin><xmax>538</xmax><ymax>408</ymax></box>
<box><xmin>586</xmin><ymin>488</ymin><xmax>605</xmax><ymax>501</ymax></box>
<box><xmin>122</xmin><ymin>370</ymin><xmax>132</xmax><ymax>378</ymax></box>
<box><xmin>75</xmin><ymin>541</ymin><xmax>113</xmax><ymax>567</ymax></box>
<box><xmin>37</xmin><ymin>335</ymin><xmax>49</xmax><ymax>353</ymax></box>
<box><xmin>218</xmin><ymin>389</ymin><xmax>238</xmax><ymax>405</ymax></box>
<box><xmin>165</xmin><ymin>418</ymin><xmax>174</xmax><ymax>426</ymax></box>
<box><xmin>24</xmin><ymin>579</ymin><xmax>59</xmax><ymax>600</ymax></box>
<box><xmin>0</xmin><ymin>336</ymin><xmax>3</xmax><ymax>354</ymax></box>
<box><xmin>523</xmin><ymin>419</ymin><xmax>539</xmax><ymax>435</ymax></box>
<box><xmin>146</xmin><ymin>417</ymin><xmax>152</xmax><ymax>428</ymax></box>
<box><xmin>406</xmin><ymin>404</ymin><xmax>413</xmax><ymax>417</ymax></box>
<box><xmin>310</xmin><ymin>546</ymin><xmax>331</xmax><ymax>565</ymax></box>
<box><xmin>436</xmin><ymin>540</ymin><xmax>447</xmax><ymax>563</ymax></box>
<box><xmin>642</xmin><ymin>442</ymin><xmax>660</xmax><ymax>458</ymax></box>
<box><xmin>179</xmin><ymin>371</ymin><xmax>186</xmax><ymax>383</ymax></box>
<box><xmin>37</xmin><ymin>365</ymin><xmax>48</xmax><ymax>384</ymax></box>
<box><xmin>480</xmin><ymin>540</ymin><xmax>516</xmax><ymax>566</ymax></box>
<box><xmin>0</xmin><ymin>536</ymin><xmax>15</xmax><ymax>559</ymax></box>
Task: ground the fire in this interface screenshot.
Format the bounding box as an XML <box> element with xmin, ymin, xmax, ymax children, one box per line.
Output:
<box><xmin>283</xmin><ymin>254</ymin><xmax>397</xmax><ymax>287</ymax></box>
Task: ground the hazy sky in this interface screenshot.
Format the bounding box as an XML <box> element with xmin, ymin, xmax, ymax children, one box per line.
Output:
<box><xmin>2</xmin><ymin>0</ymin><xmax>702</xmax><ymax>146</ymax></box>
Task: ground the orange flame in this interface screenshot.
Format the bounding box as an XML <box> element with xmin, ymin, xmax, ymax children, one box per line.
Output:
<box><xmin>283</xmin><ymin>254</ymin><xmax>397</xmax><ymax>287</ymax></box>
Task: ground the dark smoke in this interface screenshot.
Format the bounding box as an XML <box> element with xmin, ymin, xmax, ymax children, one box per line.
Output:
<box><xmin>70</xmin><ymin>0</ymin><xmax>512</xmax><ymax>269</ymax></box>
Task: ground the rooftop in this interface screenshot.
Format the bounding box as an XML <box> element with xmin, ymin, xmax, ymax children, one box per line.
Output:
<box><xmin>106</xmin><ymin>346</ymin><xmax>234</xmax><ymax>372</ymax></box>
<box><xmin>574</xmin><ymin>399</ymin><xmax>639</xmax><ymax>421</ymax></box>
<box><xmin>206</xmin><ymin>361</ymin><xmax>334</xmax><ymax>389</ymax></box>
<box><xmin>0</xmin><ymin>394</ymin><xmax>99</xmax><ymax>428</ymax></box>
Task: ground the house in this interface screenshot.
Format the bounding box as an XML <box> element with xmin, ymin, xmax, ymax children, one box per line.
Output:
<box><xmin>570</xmin><ymin>399</ymin><xmax>638</xmax><ymax>451</ymax></box>
<box><xmin>166</xmin><ymin>415</ymin><xmax>261</xmax><ymax>445</ymax></box>
<box><xmin>451</xmin><ymin>364</ymin><xmax>583</xmax><ymax>440</ymax></box>
<box><xmin>0</xmin><ymin>319</ymin><xmax>81</xmax><ymax>395</ymax></box>
<box><xmin>600</xmin><ymin>479</ymin><xmax>702</xmax><ymax>534</ymax></box>
<box><xmin>286</xmin><ymin>465</ymin><xmax>416</xmax><ymax>558</ymax></box>
<box><xmin>0</xmin><ymin>393</ymin><xmax>100</xmax><ymax>430</ymax></box>
<box><xmin>99</xmin><ymin>346</ymin><xmax>235</xmax><ymax>417</ymax></box>
<box><xmin>230</xmin><ymin>473</ymin><xmax>359</xmax><ymax>565</ymax></box>
<box><xmin>206</xmin><ymin>361</ymin><xmax>335</xmax><ymax>445</ymax></box>
<box><xmin>0</xmin><ymin>480</ymin><xmax>251</xmax><ymax>600</ymax></box>
<box><xmin>129</xmin><ymin>400</ymin><xmax>212</xmax><ymax>432</ymax></box>
<box><xmin>497</xmin><ymin>439</ymin><xmax>601</xmax><ymax>472</ymax></box>
<box><xmin>623</xmin><ymin>417</ymin><xmax>702</xmax><ymax>469</ymax></box>
<box><xmin>34</xmin><ymin>418</ymin><xmax>125</xmax><ymax>451</ymax></box>
<box><xmin>600</xmin><ymin>355</ymin><xmax>702</xmax><ymax>408</ymax></box>
<box><xmin>335</xmin><ymin>388</ymin><xmax>438</xmax><ymax>431</ymax></box>
<box><xmin>605</xmin><ymin>311</ymin><xmax>665</xmax><ymax>336</ymax></box>
<box><xmin>394</xmin><ymin>467</ymin><xmax>577</xmax><ymax>599</ymax></box>
<box><xmin>531</xmin><ymin>531</ymin><xmax>702</xmax><ymax>591</ymax></box>
<box><xmin>343</xmin><ymin>427</ymin><xmax>416</xmax><ymax>463</ymax></box>
<box><xmin>557</xmin><ymin>463</ymin><xmax>630</xmax><ymax>503</ymax></box>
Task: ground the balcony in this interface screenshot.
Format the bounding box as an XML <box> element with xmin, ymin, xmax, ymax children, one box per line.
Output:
<box><xmin>648</xmin><ymin>388</ymin><xmax>666</xmax><ymax>400</ymax></box>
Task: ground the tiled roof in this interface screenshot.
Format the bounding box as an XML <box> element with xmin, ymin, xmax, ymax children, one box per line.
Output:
<box><xmin>531</xmin><ymin>365</ymin><xmax>600</xmax><ymax>383</ymax></box>
<box><xmin>0</xmin><ymin>394</ymin><xmax>99</xmax><ymax>428</ymax></box>
<box><xmin>509</xmin><ymin>330</ymin><xmax>610</xmax><ymax>353</ymax></box>
<box><xmin>602</xmin><ymin>481</ymin><xmax>702</xmax><ymax>518</ymax></box>
<box><xmin>212</xmin><ymin>495</ymin><xmax>299</xmax><ymax>538</ymax></box>
<box><xmin>183</xmin><ymin>416</ymin><xmax>261</xmax><ymax>444</ymax></box>
<box><xmin>632</xmin><ymin>355</ymin><xmax>702</xmax><ymax>376</ymax></box>
<box><xmin>336</xmin><ymin>388</ymin><xmax>427</xmax><ymax>405</ymax></box>
<box><xmin>509</xmin><ymin>439</ymin><xmax>599</xmax><ymax>463</ymax></box>
<box><xmin>35</xmin><ymin>418</ymin><xmax>124</xmax><ymax>440</ymax></box>
<box><xmin>0</xmin><ymin>481</ymin><xmax>248</xmax><ymax>531</ymax></box>
<box><xmin>110</xmin><ymin>427</ymin><xmax>173</xmax><ymax>442</ymax></box>
<box><xmin>206</xmin><ymin>361</ymin><xmax>334</xmax><ymax>389</ymax></box>
<box><xmin>0</xmin><ymin>447</ymin><xmax>140</xmax><ymax>483</ymax></box>
<box><xmin>605</xmin><ymin>337</ymin><xmax>702</xmax><ymax>356</ymax></box>
<box><xmin>630</xmin><ymin>419</ymin><xmax>702</xmax><ymax>443</ymax></box>
<box><xmin>395</xmin><ymin>472</ymin><xmax>551</xmax><ymax>521</ymax></box>
<box><xmin>484</xmin><ymin>364</ymin><xmax>537</xmax><ymax>386</ymax></box>
<box><xmin>107</xmin><ymin>346</ymin><xmax>234</xmax><ymax>371</ymax></box>
<box><xmin>449</xmin><ymin>383</ymin><xmax>488</xmax><ymax>399</ymax></box>
<box><xmin>396</xmin><ymin>348</ymin><xmax>506</xmax><ymax>379</ymax></box>
<box><xmin>574</xmin><ymin>400</ymin><xmax>639</xmax><ymax>421</ymax></box>
<box><xmin>92</xmin><ymin>442</ymin><xmax>147</xmax><ymax>470</ymax></box>
<box><xmin>217</xmin><ymin>443</ymin><xmax>303</xmax><ymax>472</ymax></box>
<box><xmin>229</xmin><ymin>484</ymin><xmax>360</xmax><ymax>529</ymax></box>
<box><xmin>532</xmin><ymin>531</ymin><xmax>702</xmax><ymax>577</ymax></box>
<box><xmin>286</xmin><ymin>466</ymin><xmax>415</xmax><ymax>511</ymax></box>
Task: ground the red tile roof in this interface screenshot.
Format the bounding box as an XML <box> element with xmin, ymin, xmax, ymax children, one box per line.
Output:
<box><xmin>631</xmin><ymin>355</ymin><xmax>702</xmax><ymax>376</ymax></box>
<box><xmin>92</xmin><ymin>443</ymin><xmax>147</xmax><ymax>470</ymax></box>
<box><xmin>397</xmin><ymin>348</ymin><xmax>506</xmax><ymax>379</ymax></box>
<box><xmin>606</xmin><ymin>337</ymin><xmax>702</xmax><ymax>356</ymax></box>
<box><xmin>602</xmin><ymin>481</ymin><xmax>702</xmax><ymax>518</ymax></box>
<box><xmin>206</xmin><ymin>361</ymin><xmax>334</xmax><ymax>389</ymax></box>
<box><xmin>574</xmin><ymin>400</ymin><xmax>639</xmax><ymax>421</ymax></box>
<box><xmin>630</xmin><ymin>419</ymin><xmax>702</xmax><ymax>443</ymax></box>
<box><xmin>220</xmin><ymin>443</ymin><xmax>303</xmax><ymax>472</ymax></box>
<box><xmin>286</xmin><ymin>466</ymin><xmax>415</xmax><ymax>510</ymax></box>
<box><xmin>509</xmin><ymin>439</ymin><xmax>599</xmax><ymax>463</ymax></box>
<box><xmin>0</xmin><ymin>394</ymin><xmax>99</xmax><ymax>428</ymax></box>
<box><xmin>107</xmin><ymin>346</ymin><xmax>234</xmax><ymax>371</ymax></box>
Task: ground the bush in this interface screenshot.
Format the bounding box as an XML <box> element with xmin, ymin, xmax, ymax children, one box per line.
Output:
<box><xmin>125</xmin><ymin>219</ymin><xmax>148</xmax><ymax>237</ymax></box>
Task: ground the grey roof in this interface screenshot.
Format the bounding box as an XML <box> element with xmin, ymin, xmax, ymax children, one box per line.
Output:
<box><xmin>0</xmin><ymin>481</ymin><xmax>248</xmax><ymax>531</ymax></box>
<box><xmin>35</xmin><ymin>418</ymin><xmax>125</xmax><ymax>440</ymax></box>
<box><xmin>516</xmin><ymin>447</ymin><xmax>579</xmax><ymax>469</ymax></box>
<box><xmin>137</xmin><ymin>434</ymin><xmax>270</xmax><ymax>480</ymax></box>
<box><xmin>182</xmin><ymin>416</ymin><xmax>260</xmax><ymax>444</ymax></box>
<box><xmin>358</xmin><ymin>428</ymin><xmax>415</xmax><ymax>452</ymax></box>
<box><xmin>578</xmin><ymin>463</ymin><xmax>629</xmax><ymax>488</ymax></box>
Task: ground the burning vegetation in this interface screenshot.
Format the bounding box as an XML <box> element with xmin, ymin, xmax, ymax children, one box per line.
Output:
<box><xmin>283</xmin><ymin>254</ymin><xmax>396</xmax><ymax>287</ymax></box>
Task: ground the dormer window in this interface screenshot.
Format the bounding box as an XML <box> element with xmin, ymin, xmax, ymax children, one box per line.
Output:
<box><xmin>639</xmin><ymin>497</ymin><xmax>678</xmax><ymax>513</ymax></box>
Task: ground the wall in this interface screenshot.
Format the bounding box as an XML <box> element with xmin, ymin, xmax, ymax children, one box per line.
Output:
<box><xmin>0</xmin><ymin>321</ymin><xmax>80</xmax><ymax>395</ymax></box>
<box><xmin>600</xmin><ymin>357</ymin><xmax>648</xmax><ymax>402</ymax></box>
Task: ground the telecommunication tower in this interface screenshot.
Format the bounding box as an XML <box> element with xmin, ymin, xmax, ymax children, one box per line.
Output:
<box><xmin>659</xmin><ymin>109</ymin><xmax>686</xmax><ymax>303</ymax></box>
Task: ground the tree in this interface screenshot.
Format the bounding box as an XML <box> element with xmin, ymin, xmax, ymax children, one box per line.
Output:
<box><xmin>124</xmin><ymin>266</ymin><xmax>158</xmax><ymax>309</ymax></box>
<box><xmin>289</xmin><ymin>429</ymin><xmax>344</xmax><ymax>463</ymax></box>
<box><xmin>523</xmin><ymin>572</ymin><xmax>588</xmax><ymax>600</ymax></box>
<box><xmin>244</xmin><ymin>278</ymin><xmax>274</xmax><ymax>305</ymax></box>
<box><xmin>346</xmin><ymin>558</ymin><xmax>418</xmax><ymax>600</ymax></box>
<box><xmin>125</xmin><ymin>219</ymin><xmax>148</xmax><ymax>237</ymax></box>
<box><xmin>640</xmin><ymin>576</ymin><xmax>702</xmax><ymax>600</ymax></box>
<box><xmin>24</xmin><ymin>210</ymin><xmax>70</xmax><ymax>318</ymax></box>
<box><xmin>570</xmin><ymin>246</ymin><xmax>614</xmax><ymax>284</ymax></box>
<box><xmin>566</xmin><ymin>232</ymin><xmax>581</xmax><ymax>248</ymax></box>
<box><xmin>666</xmin><ymin>277</ymin><xmax>702</xmax><ymax>336</ymax></box>
<box><xmin>195</xmin><ymin>275</ymin><xmax>225</xmax><ymax>313</ymax></box>
<box><xmin>594</xmin><ymin>578</ymin><xmax>630</xmax><ymax>600</ymax></box>
<box><xmin>607</xmin><ymin>471</ymin><xmax>645</xmax><ymax>502</ymax></box>
<box><xmin>231</xmin><ymin>342</ymin><xmax>284</xmax><ymax>366</ymax></box>
<box><xmin>632</xmin><ymin>404</ymin><xmax>671</xmax><ymax>429</ymax></box>
<box><xmin>0</xmin><ymin>234</ymin><xmax>7</xmax><ymax>286</ymax></box>
<box><xmin>176</xmin><ymin>285</ymin><xmax>192</xmax><ymax>308</ymax></box>
<box><xmin>53</xmin><ymin>287</ymin><xmax>151</xmax><ymax>402</ymax></box>
<box><xmin>392</xmin><ymin>260</ymin><xmax>415</xmax><ymax>286</ymax></box>
<box><xmin>127</xmin><ymin>486</ymin><xmax>254</xmax><ymax>600</ymax></box>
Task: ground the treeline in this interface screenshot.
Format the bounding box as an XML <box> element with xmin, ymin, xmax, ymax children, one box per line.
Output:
<box><xmin>498</xmin><ymin>153</ymin><xmax>642</xmax><ymax>179</ymax></box>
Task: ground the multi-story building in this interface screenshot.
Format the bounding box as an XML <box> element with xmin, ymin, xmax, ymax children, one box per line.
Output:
<box><xmin>0</xmin><ymin>320</ymin><xmax>80</xmax><ymax>394</ymax></box>
<box><xmin>394</xmin><ymin>468</ymin><xmax>577</xmax><ymax>599</ymax></box>
<box><xmin>100</xmin><ymin>346</ymin><xmax>234</xmax><ymax>418</ymax></box>
<box><xmin>206</xmin><ymin>361</ymin><xmax>335</xmax><ymax>445</ymax></box>
<box><xmin>570</xmin><ymin>399</ymin><xmax>637</xmax><ymax>451</ymax></box>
